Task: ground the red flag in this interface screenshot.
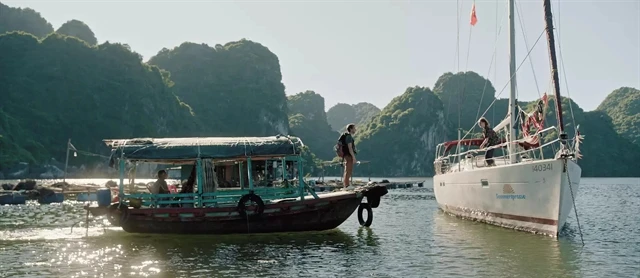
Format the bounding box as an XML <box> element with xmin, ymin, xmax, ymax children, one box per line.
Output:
<box><xmin>542</xmin><ymin>92</ymin><xmax>548</xmax><ymax>106</ymax></box>
<box><xmin>470</xmin><ymin>3</ymin><xmax>478</xmax><ymax>26</ymax></box>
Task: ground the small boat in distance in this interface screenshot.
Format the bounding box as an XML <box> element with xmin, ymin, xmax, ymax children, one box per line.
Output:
<box><xmin>433</xmin><ymin>0</ymin><xmax>583</xmax><ymax>237</ymax></box>
<box><xmin>85</xmin><ymin>135</ymin><xmax>388</xmax><ymax>234</ymax></box>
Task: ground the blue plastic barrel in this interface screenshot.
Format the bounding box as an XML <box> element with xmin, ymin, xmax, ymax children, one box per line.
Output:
<box><xmin>77</xmin><ymin>193</ymin><xmax>98</xmax><ymax>202</ymax></box>
<box><xmin>12</xmin><ymin>194</ymin><xmax>26</xmax><ymax>204</ymax></box>
<box><xmin>96</xmin><ymin>188</ymin><xmax>112</xmax><ymax>207</ymax></box>
<box><xmin>38</xmin><ymin>193</ymin><xmax>64</xmax><ymax>204</ymax></box>
<box><xmin>0</xmin><ymin>193</ymin><xmax>26</xmax><ymax>205</ymax></box>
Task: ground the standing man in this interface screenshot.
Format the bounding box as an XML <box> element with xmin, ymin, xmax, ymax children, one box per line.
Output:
<box><xmin>342</xmin><ymin>123</ymin><xmax>357</xmax><ymax>187</ymax></box>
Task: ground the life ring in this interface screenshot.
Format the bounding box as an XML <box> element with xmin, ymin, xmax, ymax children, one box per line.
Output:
<box><xmin>357</xmin><ymin>202</ymin><xmax>373</xmax><ymax>227</ymax></box>
<box><xmin>237</xmin><ymin>193</ymin><xmax>265</xmax><ymax>219</ymax></box>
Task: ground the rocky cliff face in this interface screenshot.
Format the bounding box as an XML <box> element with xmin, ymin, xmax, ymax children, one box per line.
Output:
<box><xmin>287</xmin><ymin>91</ymin><xmax>338</xmax><ymax>160</ymax></box>
<box><xmin>148</xmin><ymin>39</ymin><xmax>290</xmax><ymax>137</ymax></box>
<box><xmin>597</xmin><ymin>87</ymin><xmax>640</xmax><ymax>147</ymax></box>
<box><xmin>327</xmin><ymin>102</ymin><xmax>381</xmax><ymax>132</ymax></box>
<box><xmin>355</xmin><ymin>86</ymin><xmax>449</xmax><ymax>177</ymax></box>
<box><xmin>0</xmin><ymin>32</ymin><xmax>197</xmax><ymax>177</ymax></box>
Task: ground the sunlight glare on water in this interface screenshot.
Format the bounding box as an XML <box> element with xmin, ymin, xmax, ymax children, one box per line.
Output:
<box><xmin>0</xmin><ymin>177</ymin><xmax>638</xmax><ymax>278</ymax></box>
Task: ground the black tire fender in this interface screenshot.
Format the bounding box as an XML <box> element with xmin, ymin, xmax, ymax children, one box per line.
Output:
<box><xmin>237</xmin><ymin>193</ymin><xmax>265</xmax><ymax>219</ymax></box>
<box><xmin>357</xmin><ymin>202</ymin><xmax>373</xmax><ymax>227</ymax></box>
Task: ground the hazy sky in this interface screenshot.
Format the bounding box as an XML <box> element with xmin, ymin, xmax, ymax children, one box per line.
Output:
<box><xmin>7</xmin><ymin>0</ymin><xmax>640</xmax><ymax>114</ymax></box>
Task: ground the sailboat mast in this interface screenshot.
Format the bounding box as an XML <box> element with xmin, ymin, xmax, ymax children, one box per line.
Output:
<box><xmin>543</xmin><ymin>0</ymin><xmax>565</xmax><ymax>136</ymax></box>
<box><xmin>508</xmin><ymin>0</ymin><xmax>517</xmax><ymax>163</ymax></box>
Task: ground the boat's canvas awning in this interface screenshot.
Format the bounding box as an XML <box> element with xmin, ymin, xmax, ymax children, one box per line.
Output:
<box><xmin>104</xmin><ymin>136</ymin><xmax>304</xmax><ymax>161</ymax></box>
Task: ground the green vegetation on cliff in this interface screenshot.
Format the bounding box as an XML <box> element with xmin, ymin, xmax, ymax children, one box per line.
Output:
<box><xmin>433</xmin><ymin>71</ymin><xmax>496</xmax><ymax>131</ymax></box>
<box><xmin>522</xmin><ymin>96</ymin><xmax>640</xmax><ymax>177</ymax></box>
<box><xmin>0</xmin><ymin>2</ymin><xmax>53</xmax><ymax>38</ymax></box>
<box><xmin>148</xmin><ymin>40</ymin><xmax>290</xmax><ymax>137</ymax></box>
<box><xmin>355</xmin><ymin>86</ymin><xmax>449</xmax><ymax>177</ymax></box>
<box><xmin>287</xmin><ymin>91</ymin><xmax>337</xmax><ymax>161</ymax></box>
<box><xmin>1</xmin><ymin>2</ymin><xmax>638</xmax><ymax>178</ymax></box>
<box><xmin>349</xmin><ymin>71</ymin><xmax>640</xmax><ymax>178</ymax></box>
<box><xmin>0</xmin><ymin>31</ymin><xmax>197</xmax><ymax>169</ymax></box>
<box><xmin>596</xmin><ymin>87</ymin><xmax>640</xmax><ymax>146</ymax></box>
<box><xmin>326</xmin><ymin>102</ymin><xmax>380</xmax><ymax>132</ymax></box>
<box><xmin>56</xmin><ymin>19</ymin><xmax>97</xmax><ymax>45</ymax></box>
<box><xmin>354</xmin><ymin>103</ymin><xmax>382</xmax><ymax>127</ymax></box>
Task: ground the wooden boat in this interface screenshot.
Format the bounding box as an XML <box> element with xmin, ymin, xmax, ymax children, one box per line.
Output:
<box><xmin>84</xmin><ymin>135</ymin><xmax>388</xmax><ymax>234</ymax></box>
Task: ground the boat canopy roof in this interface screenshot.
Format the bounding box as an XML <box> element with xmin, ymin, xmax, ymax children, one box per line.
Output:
<box><xmin>104</xmin><ymin>135</ymin><xmax>304</xmax><ymax>161</ymax></box>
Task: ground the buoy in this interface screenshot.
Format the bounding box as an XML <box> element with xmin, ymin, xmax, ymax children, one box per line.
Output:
<box><xmin>97</xmin><ymin>188</ymin><xmax>112</xmax><ymax>207</ymax></box>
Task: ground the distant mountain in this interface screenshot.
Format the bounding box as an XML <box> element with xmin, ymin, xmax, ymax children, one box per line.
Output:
<box><xmin>0</xmin><ymin>2</ymin><xmax>638</xmax><ymax>178</ymax></box>
<box><xmin>0</xmin><ymin>2</ymin><xmax>53</xmax><ymax>38</ymax></box>
<box><xmin>597</xmin><ymin>87</ymin><xmax>640</xmax><ymax>147</ymax></box>
<box><xmin>287</xmin><ymin>90</ymin><xmax>338</xmax><ymax>160</ymax></box>
<box><xmin>354</xmin><ymin>86</ymin><xmax>449</xmax><ymax>177</ymax></box>
<box><xmin>326</xmin><ymin>102</ymin><xmax>380</xmax><ymax>132</ymax></box>
<box><xmin>56</xmin><ymin>19</ymin><xmax>97</xmax><ymax>45</ymax></box>
<box><xmin>0</xmin><ymin>32</ymin><xmax>197</xmax><ymax>177</ymax></box>
<box><xmin>148</xmin><ymin>40</ymin><xmax>290</xmax><ymax>137</ymax></box>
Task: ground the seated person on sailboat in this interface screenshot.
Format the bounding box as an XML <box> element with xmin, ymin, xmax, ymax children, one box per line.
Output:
<box><xmin>478</xmin><ymin>117</ymin><xmax>500</xmax><ymax>166</ymax></box>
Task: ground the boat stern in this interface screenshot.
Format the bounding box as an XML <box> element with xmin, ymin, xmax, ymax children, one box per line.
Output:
<box><xmin>357</xmin><ymin>184</ymin><xmax>389</xmax><ymax>208</ymax></box>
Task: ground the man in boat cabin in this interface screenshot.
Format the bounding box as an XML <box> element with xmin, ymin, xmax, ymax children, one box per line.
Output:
<box><xmin>478</xmin><ymin>117</ymin><xmax>500</xmax><ymax>167</ymax></box>
<box><xmin>150</xmin><ymin>170</ymin><xmax>170</xmax><ymax>194</ymax></box>
<box><xmin>341</xmin><ymin>123</ymin><xmax>358</xmax><ymax>187</ymax></box>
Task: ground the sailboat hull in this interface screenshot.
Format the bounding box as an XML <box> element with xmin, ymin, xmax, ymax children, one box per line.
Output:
<box><xmin>433</xmin><ymin>158</ymin><xmax>581</xmax><ymax>237</ymax></box>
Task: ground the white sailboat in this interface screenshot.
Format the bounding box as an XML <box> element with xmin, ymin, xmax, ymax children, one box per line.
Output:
<box><xmin>433</xmin><ymin>0</ymin><xmax>584</xmax><ymax>237</ymax></box>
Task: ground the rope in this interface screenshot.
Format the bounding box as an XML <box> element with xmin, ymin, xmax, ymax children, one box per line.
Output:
<box><xmin>455</xmin><ymin>0</ymin><xmax>460</xmax><ymax>72</ymax></box>
<box><xmin>554</xmin><ymin>1</ymin><xmax>578</xmax><ymax>134</ymax></box>
<box><xmin>461</xmin><ymin>29</ymin><xmax>547</xmax><ymax>144</ymax></box>
<box><xmin>474</xmin><ymin>3</ymin><xmax>508</xmax><ymax>128</ymax></box>
<box><xmin>515</xmin><ymin>1</ymin><xmax>542</xmax><ymax>99</ymax></box>
<box><xmin>564</xmin><ymin>159</ymin><xmax>584</xmax><ymax>246</ymax></box>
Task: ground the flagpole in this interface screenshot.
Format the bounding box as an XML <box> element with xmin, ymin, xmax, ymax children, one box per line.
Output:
<box><xmin>63</xmin><ymin>138</ymin><xmax>70</xmax><ymax>183</ymax></box>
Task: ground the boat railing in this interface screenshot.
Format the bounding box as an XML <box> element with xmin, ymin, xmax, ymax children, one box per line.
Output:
<box><xmin>434</xmin><ymin>126</ymin><xmax>563</xmax><ymax>172</ymax></box>
<box><xmin>123</xmin><ymin>185</ymin><xmax>304</xmax><ymax>208</ymax></box>
<box><xmin>114</xmin><ymin>156</ymin><xmax>318</xmax><ymax>209</ymax></box>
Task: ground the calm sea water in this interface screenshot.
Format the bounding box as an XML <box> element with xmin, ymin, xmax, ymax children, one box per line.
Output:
<box><xmin>0</xmin><ymin>177</ymin><xmax>638</xmax><ymax>278</ymax></box>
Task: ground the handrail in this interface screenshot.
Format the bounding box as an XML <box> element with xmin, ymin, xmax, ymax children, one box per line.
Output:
<box><xmin>435</xmin><ymin>127</ymin><xmax>559</xmax><ymax>162</ymax></box>
<box><xmin>437</xmin><ymin>137</ymin><xmax>559</xmax><ymax>163</ymax></box>
<box><xmin>435</xmin><ymin>125</ymin><xmax>557</xmax><ymax>149</ymax></box>
<box><xmin>435</xmin><ymin>125</ymin><xmax>557</xmax><ymax>158</ymax></box>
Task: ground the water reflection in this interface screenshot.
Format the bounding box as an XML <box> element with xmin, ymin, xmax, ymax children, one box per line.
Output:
<box><xmin>80</xmin><ymin>229</ymin><xmax>361</xmax><ymax>277</ymax></box>
<box><xmin>356</xmin><ymin>226</ymin><xmax>380</xmax><ymax>247</ymax></box>
<box><xmin>432</xmin><ymin>210</ymin><xmax>581</xmax><ymax>277</ymax></box>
